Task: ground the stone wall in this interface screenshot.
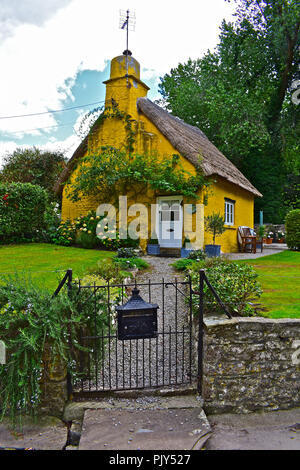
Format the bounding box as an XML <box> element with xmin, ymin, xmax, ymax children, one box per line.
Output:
<box><xmin>39</xmin><ymin>343</ymin><xmax>68</xmax><ymax>418</ymax></box>
<box><xmin>202</xmin><ymin>317</ymin><xmax>300</xmax><ymax>414</ymax></box>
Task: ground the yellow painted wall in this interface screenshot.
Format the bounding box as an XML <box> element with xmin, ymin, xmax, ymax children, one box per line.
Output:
<box><xmin>61</xmin><ymin>54</ymin><xmax>255</xmax><ymax>253</ymax></box>
<box><xmin>204</xmin><ymin>177</ymin><xmax>254</xmax><ymax>253</ymax></box>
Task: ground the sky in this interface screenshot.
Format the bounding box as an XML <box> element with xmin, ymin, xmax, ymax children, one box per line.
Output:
<box><xmin>0</xmin><ymin>0</ymin><xmax>236</xmax><ymax>165</ymax></box>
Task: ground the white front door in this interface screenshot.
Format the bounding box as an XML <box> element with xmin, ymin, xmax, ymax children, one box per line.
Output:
<box><xmin>157</xmin><ymin>197</ymin><xmax>183</xmax><ymax>248</ymax></box>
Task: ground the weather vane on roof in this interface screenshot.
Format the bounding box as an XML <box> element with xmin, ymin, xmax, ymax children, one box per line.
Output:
<box><xmin>119</xmin><ymin>9</ymin><xmax>136</xmax><ymax>56</ymax></box>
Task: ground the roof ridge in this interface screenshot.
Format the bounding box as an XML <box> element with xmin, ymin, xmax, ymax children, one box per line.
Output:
<box><xmin>136</xmin><ymin>97</ymin><xmax>262</xmax><ymax>198</ymax></box>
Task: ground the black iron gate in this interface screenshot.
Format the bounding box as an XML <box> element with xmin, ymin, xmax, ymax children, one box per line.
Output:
<box><xmin>54</xmin><ymin>269</ymin><xmax>231</xmax><ymax>400</ymax></box>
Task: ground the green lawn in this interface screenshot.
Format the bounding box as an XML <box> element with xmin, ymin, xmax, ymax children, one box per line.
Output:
<box><xmin>0</xmin><ymin>243</ymin><xmax>115</xmax><ymax>292</ymax></box>
<box><xmin>1</xmin><ymin>244</ymin><xmax>299</xmax><ymax>318</ymax></box>
<box><xmin>237</xmin><ymin>250</ymin><xmax>300</xmax><ymax>318</ymax></box>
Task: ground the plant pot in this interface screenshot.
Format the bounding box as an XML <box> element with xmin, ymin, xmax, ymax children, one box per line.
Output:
<box><xmin>205</xmin><ymin>244</ymin><xmax>221</xmax><ymax>257</ymax></box>
<box><xmin>266</xmin><ymin>238</ymin><xmax>273</xmax><ymax>244</ymax></box>
<box><xmin>181</xmin><ymin>248</ymin><xmax>192</xmax><ymax>258</ymax></box>
<box><xmin>278</xmin><ymin>238</ymin><xmax>285</xmax><ymax>243</ymax></box>
<box><xmin>262</xmin><ymin>238</ymin><xmax>267</xmax><ymax>243</ymax></box>
<box><xmin>147</xmin><ymin>244</ymin><xmax>160</xmax><ymax>255</ymax></box>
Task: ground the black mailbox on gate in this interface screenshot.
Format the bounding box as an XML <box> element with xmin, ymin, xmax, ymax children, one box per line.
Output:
<box><xmin>116</xmin><ymin>287</ymin><xmax>158</xmax><ymax>340</ymax></box>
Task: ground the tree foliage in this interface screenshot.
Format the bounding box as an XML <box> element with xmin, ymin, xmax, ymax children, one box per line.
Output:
<box><xmin>0</xmin><ymin>147</ymin><xmax>67</xmax><ymax>200</ymax></box>
<box><xmin>159</xmin><ymin>0</ymin><xmax>300</xmax><ymax>222</ymax></box>
<box><xmin>204</xmin><ymin>212</ymin><xmax>226</xmax><ymax>244</ymax></box>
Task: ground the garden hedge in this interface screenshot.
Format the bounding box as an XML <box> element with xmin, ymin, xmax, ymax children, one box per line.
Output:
<box><xmin>285</xmin><ymin>209</ymin><xmax>300</xmax><ymax>251</ymax></box>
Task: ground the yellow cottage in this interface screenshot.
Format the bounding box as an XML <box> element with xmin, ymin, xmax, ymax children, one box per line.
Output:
<box><xmin>55</xmin><ymin>51</ymin><xmax>262</xmax><ymax>254</ymax></box>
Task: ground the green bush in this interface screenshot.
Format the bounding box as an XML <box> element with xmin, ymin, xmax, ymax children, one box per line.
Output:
<box><xmin>114</xmin><ymin>257</ymin><xmax>149</xmax><ymax>270</ymax></box>
<box><xmin>188</xmin><ymin>258</ymin><xmax>262</xmax><ymax>316</ymax></box>
<box><xmin>172</xmin><ymin>258</ymin><xmax>196</xmax><ymax>271</ymax></box>
<box><xmin>117</xmin><ymin>247</ymin><xmax>136</xmax><ymax>258</ymax></box>
<box><xmin>87</xmin><ymin>259</ymin><xmax>125</xmax><ymax>283</ymax></box>
<box><xmin>50</xmin><ymin>210</ymin><xmax>140</xmax><ymax>250</ymax></box>
<box><xmin>285</xmin><ymin>209</ymin><xmax>300</xmax><ymax>251</ymax></box>
<box><xmin>0</xmin><ymin>274</ymin><xmax>119</xmax><ymax>424</ymax></box>
<box><xmin>0</xmin><ymin>182</ymin><xmax>48</xmax><ymax>242</ymax></box>
<box><xmin>75</xmin><ymin>230</ymin><xmax>98</xmax><ymax>249</ymax></box>
<box><xmin>187</xmin><ymin>249</ymin><xmax>206</xmax><ymax>260</ymax></box>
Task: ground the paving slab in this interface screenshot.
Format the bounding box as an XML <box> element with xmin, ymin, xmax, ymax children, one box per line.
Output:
<box><xmin>79</xmin><ymin>408</ymin><xmax>211</xmax><ymax>450</ymax></box>
<box><xmin>0</xmin><ymin>416</ymin><xmax>68</xmax><ymax>450</ymax></box>
<box><xmin>223</xmin><ymin>243</ymin><xmax>288</xmax><ymax>260</ymax></box>
<box><xmin>205</xmin><ymin>408</ymin><xmax>300</xmax><ymax>450</ymax></box>
<box><xmin>64</xmin><ymin>394</ymin><xmax>202</xmax><ymax>421</ymax></box>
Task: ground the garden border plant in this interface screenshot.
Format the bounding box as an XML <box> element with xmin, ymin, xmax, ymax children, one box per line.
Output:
<box><xmin>173</xmin><ymin>256</ymin><xmax>262</xmax><ymax>317</ymax></box>
<box><xmin>0</xmin><ymin>274</ymin><xmax>122</xmax><ymax>426</ymax></box>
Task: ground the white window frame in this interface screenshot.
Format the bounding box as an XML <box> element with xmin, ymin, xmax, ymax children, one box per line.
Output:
<box><xmin>224</xmin><ymin>199</ymin><xmax>235</xmax><ymax>226</ymax></box>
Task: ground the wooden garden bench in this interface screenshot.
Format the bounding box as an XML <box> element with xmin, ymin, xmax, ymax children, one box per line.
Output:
<box><xmin>237</xmin><ymin>226</ymin><xmax>257</xmax><ymax>253</ymax></box>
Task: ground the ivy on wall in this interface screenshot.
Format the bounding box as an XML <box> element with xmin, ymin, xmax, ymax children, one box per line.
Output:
<box><xmin>66</xmin><ymin>103</ymin><xmax>210</xmax><ymax>205</ymax></box>
<box><xmin>66</xmin><ymin>147</ymin><xmax>209</xmax><ymax>205</ymax></box>
<box><xmin>78</xmin><ymin>105</ymin><xmax>136</xmax><ymax>155</ymax></box>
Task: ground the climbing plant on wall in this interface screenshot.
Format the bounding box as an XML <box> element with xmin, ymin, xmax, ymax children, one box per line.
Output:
<box><xmin>65</xmin><ymin>146</ymin><xmax>209</xmax><ymax>204</ymax></box>
<box><xmin>78</xmin><ymin>105</ymin><xmax>137</xmax><ymax>154</ymax></box>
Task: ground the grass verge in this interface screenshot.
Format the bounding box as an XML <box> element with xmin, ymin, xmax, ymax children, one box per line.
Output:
<box><xmin>0</xmin><ymin>243</ymin><xmax>115</xmax><ymax>292</ymax></box>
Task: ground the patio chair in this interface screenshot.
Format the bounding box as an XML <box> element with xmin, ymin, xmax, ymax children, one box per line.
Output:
<box><xmin>237</xmin><ymin>226</ymin><xmax>257</xmax><ymax>253</ymax></box>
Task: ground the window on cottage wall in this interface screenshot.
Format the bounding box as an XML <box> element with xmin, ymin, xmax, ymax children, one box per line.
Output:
<box><xmin>224</xmin><ymin>198</ymin><xmax>235</xmax><ymax>225</ymax></box>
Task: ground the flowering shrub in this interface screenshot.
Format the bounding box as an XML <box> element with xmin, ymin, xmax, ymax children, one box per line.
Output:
<box><xmin>187</xmin><ymin>249</ymin><xmax>206</xmax><ymax>260</ymax></box>
<box><xmin>50</xmin><ymin>219</ymin><xmax>76</xmax><ymax>246</ymax></box>
<box><xmin>50</xmin><ymin>210</ymin><xmax>140</xmax><ymax>250</ymax></box>
<box><xmin>184</xmin><ymin>257</ymin><xmax>262</xmax><ymax>316</ymax></box>
<box><xmin>117</xmin><ymin>247</ymin><xmax>136</xmax><ymax>258</ymax></box>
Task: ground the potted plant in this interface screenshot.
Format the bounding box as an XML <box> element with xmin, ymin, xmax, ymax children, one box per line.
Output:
<box><xmin>257</xmin><ymin>225</ymin><xmax>266</xmax><ymax>247</ymax></box>
<box><xmin>147</xmin><ymin>234</ymin><xmax>160</xmax><ymax>255</ymax></box>
<box><xmin>277</xmin><ymin>231</ymin><xmax>285</xmax><ymax>243</ymax></box>
<box><xmin>204</xmin><ymin>212</ymin><xmax>226</xmax><ymax>257</ymax></box>
<box><xmin>266</xmin><ymin>231</ymin><xmax>274</xmax><ymax>244</ymax></box>
<box><xmin>181</xmin><ymin>237</ymin><xmax>193</xmax><ymax>258</ymax></box>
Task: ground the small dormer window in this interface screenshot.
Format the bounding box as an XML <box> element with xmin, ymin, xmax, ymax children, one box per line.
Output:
<box><xmin>224</xmin><ymin>198</ymin><xmax>235</xmax><ymax>225</ymax></box>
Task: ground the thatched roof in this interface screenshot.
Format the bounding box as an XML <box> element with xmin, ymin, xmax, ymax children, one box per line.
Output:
<box><xmin>54</xmin><ymin>97</ymin><xmax>262</xmax><ymax>197</ymax></box>
<box><xmin>137</xmin><ymin>98</ymin><xmax>262</xmax><ymax>197</ymax></box>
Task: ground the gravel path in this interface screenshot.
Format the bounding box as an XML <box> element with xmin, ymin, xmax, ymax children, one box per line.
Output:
<box><xmin>76</xmin><ymin>257</ymin><xmax>196</xmax><ymax>393</ymax></box>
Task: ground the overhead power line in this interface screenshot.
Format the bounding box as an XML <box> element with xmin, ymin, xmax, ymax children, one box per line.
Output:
<box><xmin>6</xmin><ymin>122</ymin><xmax>76</xmax><ymax>135</ymax></box>
<box><xmin>0</xmin><ymin>100</ymin><xmax>105</xmax><ymax>120</ymax></box>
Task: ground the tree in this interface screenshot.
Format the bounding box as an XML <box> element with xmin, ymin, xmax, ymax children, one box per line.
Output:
<box><xmin>204</xmin><ymin>212</ymin><xmax>226</xmax><ymax>244</ymax></box>
<box><xmin>159</xmin><ymin>0</ymin><xmax>300</xmax><ymax>223</ymax></box>
<box><xmin>0</xmin><ymin>147</ymin><xmax>67</xmax><ymax>200</ymax></box>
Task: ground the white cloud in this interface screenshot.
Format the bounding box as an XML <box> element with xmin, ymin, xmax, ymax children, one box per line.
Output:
<box><xmin>0</xmin><ymin>0</ymin><xmax>235</xmax><ymax>155</ymax></box>
<box><xmin>0</xmin><ymin>0</ymin><xmax>73</xmax><ymax>39</ymax></box>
